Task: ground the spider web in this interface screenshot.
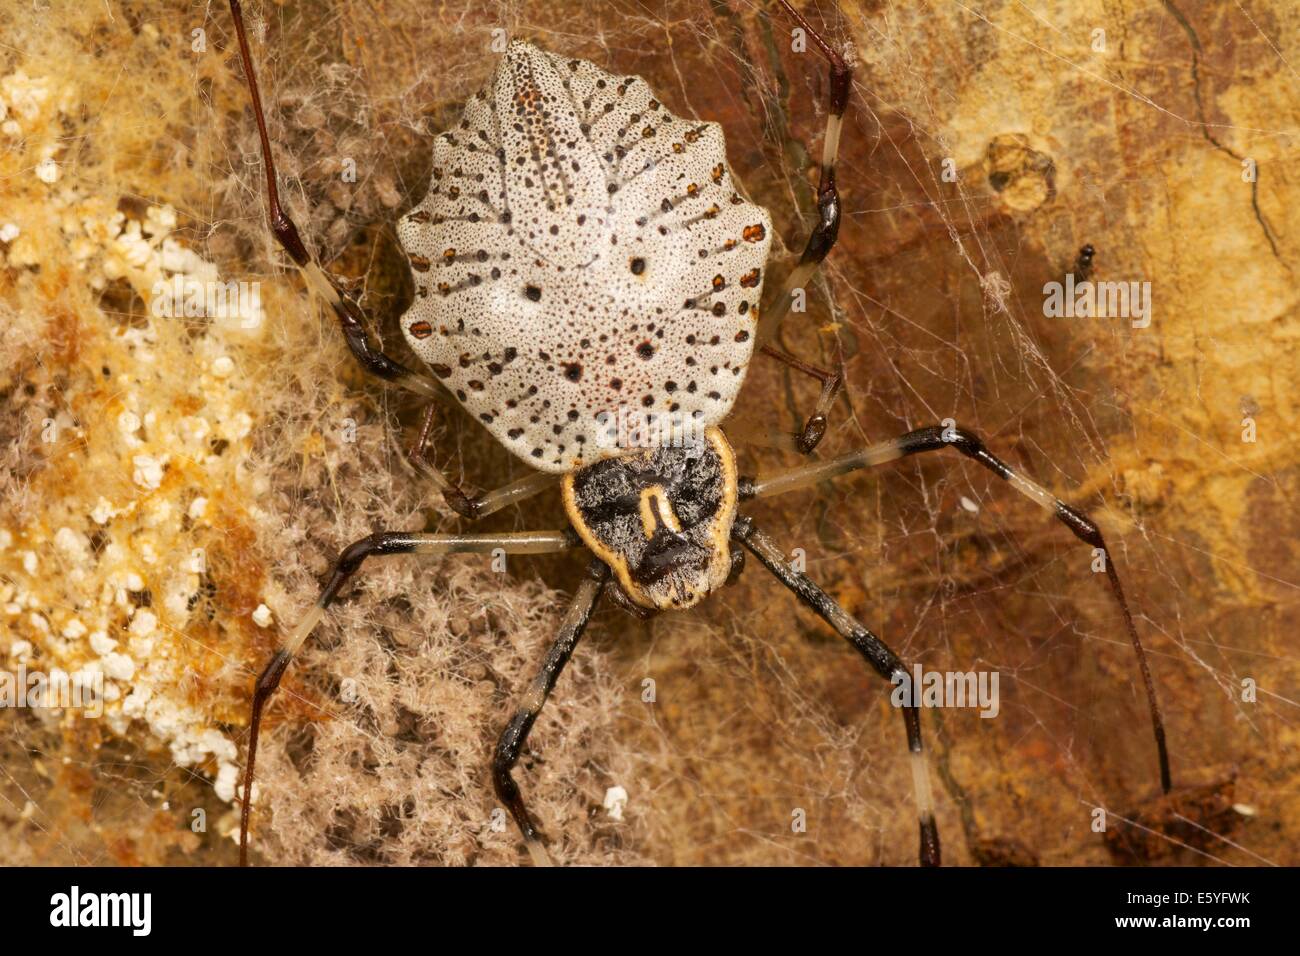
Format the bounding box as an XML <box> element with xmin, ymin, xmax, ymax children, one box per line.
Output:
<box><xmin>0</xmin><ymin>0</ymin><xmax>1295</xmax><ymax>866</ymax></box>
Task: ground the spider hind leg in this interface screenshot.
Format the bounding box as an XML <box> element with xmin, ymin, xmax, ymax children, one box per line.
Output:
<box><xmin>492</xmin><ymin>562</ymin><xmax>610</xmax><ymax>866</ymax></box>
<box><xmin>733</xmin><ymin>516</ymin><xmax>941</xmax><ymax>866</ymax></box>
<box><xmin>741</xmin><ymin>422</ymin><xmax>1173</xmax><ymax>797</ymax></box>
<box><xmin>237</xmin><ymin>528</ymin><xmax>577</xmax><ymax>865</ymax></box>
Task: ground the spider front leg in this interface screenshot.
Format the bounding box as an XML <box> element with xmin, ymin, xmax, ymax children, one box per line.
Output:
<box><xmin>741</xmin><ymin>423</ymin><xmax>1173</xmax><ymax>795</ymax></box>
<box><xmin>753</xmin><ymin>1</ymin><xmax>853</xmax><ymax>452</ymax></box>
<box><xmin>732</xmin><ymin>517</ymin><xmax>941</xmax><ymax>866</ymax></box>
<box><xmin>493</xmin><ymin>561</ymin><xmax>609</xmax><ymax>867</ymax></box>
<box><xmin>238</xmin><ymin>528</ymin><xmax>580</xmax><ymax>866</ymax></box>
<box><xmin>228</xmin><ymin>1</ymin><xmax>439</xmax><ymax>404</ymax></box>
<box><xmin>229</xmin><ymin>0</ymin><xmax>506</xmax><ymax>514</ymax></box>
<box><xmin>758</xmin><ymin>1</ymin><xmax>852</xmax><ymax>351</ymax></box>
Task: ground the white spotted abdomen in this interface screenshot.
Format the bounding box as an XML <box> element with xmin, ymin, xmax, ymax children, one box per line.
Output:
<box><xmin>396</xmin><ymin>40</ymin><xmax>772</xmax><ymax>473</ymax></box>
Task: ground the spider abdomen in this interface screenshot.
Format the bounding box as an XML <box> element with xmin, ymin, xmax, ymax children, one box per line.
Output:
<box><xmin>396</xmin><ymin>40</ymin><xmax>773</xmax><ymax>473</ymax></box>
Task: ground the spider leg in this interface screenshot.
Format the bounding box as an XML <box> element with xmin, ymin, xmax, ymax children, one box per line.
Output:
<box><xmin>492</xmin><ymin>561</ymin><xmax>609</xmax><ymax>866</ymax></box>
<box><xmin>756</xmin><ymin>0</ymin><xmax>852</xmax><ymax>350</ymax></box>
<box><xmin>238</xmin><ymin>528</ymin><xmax>580</xmax><ymax>866</ymax></box>
<box><xmin>740</xmin><ymin>423</ymin><xmax>1173</xmax><ymax>795</ymax></box>
<box><xmin>229</xmin><ymin>0</ymin><xmax>505</xmax><ymax>512</ymax></box>
<box><xmin>760</xmin><ymin>343</ymin><xmax>844</xmax><ymax>454</ymax></box>
<box><xmin>406</xmin><ymin>401</ymin><xmax>441</xmax><ymax>472</ymax></box>
<box><xmin>405</xmin><ymin>417</ymin><xmax>560</xmax><ymax>519</ymax></box>
<box><xmin>229</xmin><ymin>1</ymin><xmax>440</xmax><ymax>401</ymax></box>
<box><xmin>732</xmin><ymin>517</ymin><xmax>941</xmax><ymax>866</ymax></box>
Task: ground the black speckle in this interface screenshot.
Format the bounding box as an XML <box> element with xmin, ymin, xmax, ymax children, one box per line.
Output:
<box><xmin>525</xmin><ymin>285</ymin><xmax>542</xmax><ymax>302</ymax></box>
<box><xmin>636</xmin><ymin>341</ymin><xmax>654</xmax><ymax>360</ymax></box>
<box><xmin>630</xmin><ymin>257</ymin><xmax>645</xmax><ymax>275</ymax></box>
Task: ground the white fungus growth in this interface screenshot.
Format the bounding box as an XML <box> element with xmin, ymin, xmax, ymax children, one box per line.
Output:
<box><xmin>102</xmin><ymin>652</ymin><xmax>136</xmax><ymax>681</ymax></box>
<box><xmin>117</xmin><ymin>409</ymin><xmax>142</xmax><ymax>436</ymax></box>
<box><xmin>89</xmin><ymin>631</ymin><xmax>117</xmax><ymax>656</ymax></box>
<box><xmin>132</xmin><ymin>454</ymin><xmax>165</xmax><ymax>490</ymax></box>
<box><xmin>603</xmin><ymin>785</ymin><xmax>629</xmax><ymax>821</ymax></box>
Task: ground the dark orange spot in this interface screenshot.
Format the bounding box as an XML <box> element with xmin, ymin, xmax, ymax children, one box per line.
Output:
<box><xmin>742</xmin><ymin>224</ymin><xmax>766</xmax><ymax>243</ymax></box>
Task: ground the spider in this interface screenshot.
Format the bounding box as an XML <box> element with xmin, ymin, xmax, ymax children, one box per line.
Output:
<box><xmin>227</xmin><ymin>0</ymin><xmax>1171</xmax><ymax>866</ymax></box>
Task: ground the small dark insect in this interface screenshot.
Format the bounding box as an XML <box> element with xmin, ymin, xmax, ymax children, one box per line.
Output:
<box><xmin>1074</xmin><ymin>242</ymin><xmax>1096</xmax><ymax>281</ymax></box>
<box><xmin>228</xmin><ymin>0</ymin><xmax>1171</xmax><ymax>866</ymax></box>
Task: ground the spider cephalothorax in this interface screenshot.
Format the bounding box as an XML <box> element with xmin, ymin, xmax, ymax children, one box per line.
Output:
<box><xmin>562</xmin><ymin>426</ymin><xmax>738</xmax><ymax>611</ymax></box>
